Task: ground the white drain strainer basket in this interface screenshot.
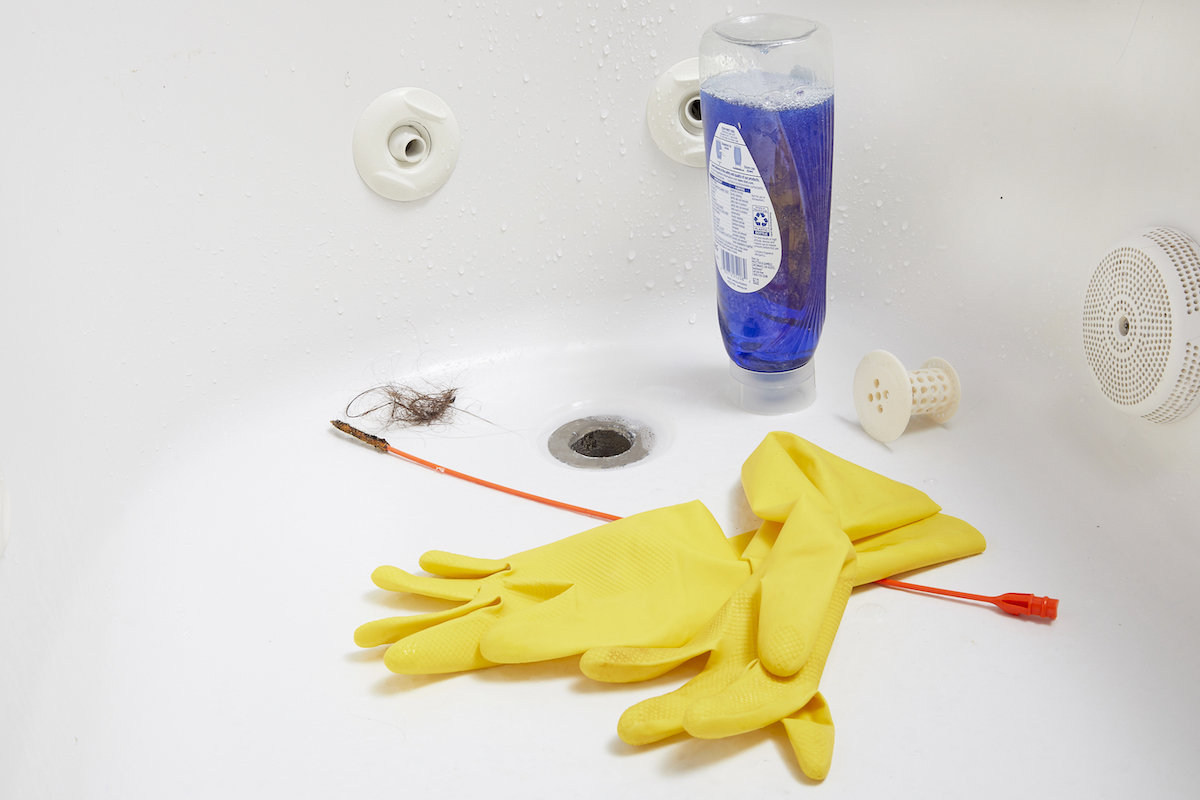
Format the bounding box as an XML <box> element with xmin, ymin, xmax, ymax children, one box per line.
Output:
<box><xmin>1082</xmin><ymin>227</ymin><xmax>1200</xmax><ymax>423</ymax></box>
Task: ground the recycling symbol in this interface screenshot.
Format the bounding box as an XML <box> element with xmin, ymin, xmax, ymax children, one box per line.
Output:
<box><xmin>753</xmin><ymin>210</ymin><xmax>770</xmax><ymax>228</ymax></box>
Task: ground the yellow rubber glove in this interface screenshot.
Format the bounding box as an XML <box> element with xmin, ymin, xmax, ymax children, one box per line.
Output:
<box><xmin>581</xmin><ymin>433</ymin><xmax>986</xmax><ymax>780</ymax></box>
<box><xmin>354</xmin><ymin>501</ymin><xmax>753</xmax><ymax>674</ymax></box>
<box><xmin>580</xmin><ymin>514</ymin><xmax>982</xmax><ymax>739</ymax></box>
<box><xmin>743</xmin><ymin>432</ymin><xmax>943</xmax><ymax>676</ymax></box>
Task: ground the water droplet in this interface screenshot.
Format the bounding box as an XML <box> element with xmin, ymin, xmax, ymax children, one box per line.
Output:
<box><xmin>600</xmin><ymin>109</ymin><xmax>609</xmax><ymax>119</ymax></box>
<box><xmin>536</xmin><ymin>7</ymin><xmax>544</xmax><ymax>16</ymax></box>
<box><xmin>524</xmin><ymin>73</ymin><xmax>531</xmax><ymax>82</ymax></box>
<box><xmin>627</xmin><ymin>250</ymin><xmax>637</xmax><ymax>260</ymax></box>
<box><xmin>344</xmin><ymin>72</ymin><xmax>351</xmax><ymax>87</ymax></box>
<box><xmin>645</xmin><ymin>280</ymin><xmax>655</xmax><ymax>289</ymax></box>
<box><xmin>689</xmin><ymin>313</ymin><xmax>697</xmax><ymax>324</ymax></box>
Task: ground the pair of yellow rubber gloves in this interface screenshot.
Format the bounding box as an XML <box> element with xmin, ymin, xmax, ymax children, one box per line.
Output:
<box><xmin>354</xmin><ymin>432</ymin><xmax>986</xmax><ymax>780</ymax></box>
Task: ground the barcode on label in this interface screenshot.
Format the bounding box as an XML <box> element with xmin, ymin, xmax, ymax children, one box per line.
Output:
<box><xmin>719</xmin><ymin>249</ymin><xmax>747</xmax><ymax>280</ymax></box>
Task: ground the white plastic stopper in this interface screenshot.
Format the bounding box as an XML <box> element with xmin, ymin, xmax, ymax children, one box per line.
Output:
<box><xmin>353</xmin><ymin>88</ymin><xmax>460</xmax><ymax>201</ymax></box>
<box><xmin>646</xmin><ymin>58</ymin><xmax>704</xmax><ymax>167</ymax></box>
<box><xmin>853</xmin><ymin>351</ymin><xmax>961</xmax><ymax>443</ymax></box>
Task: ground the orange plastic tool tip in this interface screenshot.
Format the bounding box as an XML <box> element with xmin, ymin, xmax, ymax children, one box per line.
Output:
<box><xmin>993</xmin><ymin>593</ymin><xmax>1059</xmax><ymax>619</ymax></box>
<box><xmin>875</xmin><ymin>579</ymin><xmax>1060</xmax><ymax>620</ymax></box>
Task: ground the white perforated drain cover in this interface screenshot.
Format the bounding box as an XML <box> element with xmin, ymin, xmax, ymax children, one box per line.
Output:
<box><xmin>1082</xmin><ymin>227</ymin><xmax>1200</xmax><ymax>423</ymax></box>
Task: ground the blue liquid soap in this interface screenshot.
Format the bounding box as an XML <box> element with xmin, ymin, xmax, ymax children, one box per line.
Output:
<box><xmin>702</xmin><ymin>72</ymin><xmax>834</xmax><ymax>373</ymax></box>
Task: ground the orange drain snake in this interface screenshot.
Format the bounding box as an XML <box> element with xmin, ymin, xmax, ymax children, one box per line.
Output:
<box><xmin>332</xmin><ymin>420</ymin><xmax>1057</xmax><ymax>619</ymax></box>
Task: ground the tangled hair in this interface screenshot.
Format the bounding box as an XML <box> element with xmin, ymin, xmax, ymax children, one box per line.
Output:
<box><xmin>345</xmin><ymin>382</ymin><xmax>459</xmax><ymax>429</ymax></box>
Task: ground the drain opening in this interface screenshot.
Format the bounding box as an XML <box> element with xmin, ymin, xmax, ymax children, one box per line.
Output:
<box><xmin>571</xmin><ymin>428</ymin><xmax>633</xmax><ymax>458</ymax></box>
<box><xmin>548</xmin><ymin>416</ymin><xmax>654</xmax><ymax>470</ymax></box>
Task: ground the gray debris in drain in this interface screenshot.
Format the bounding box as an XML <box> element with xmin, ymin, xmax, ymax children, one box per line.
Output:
<box><xmin>570</xmin><ymin>428</ymin><xmax>633</xmax><ymax>458</ymax></box>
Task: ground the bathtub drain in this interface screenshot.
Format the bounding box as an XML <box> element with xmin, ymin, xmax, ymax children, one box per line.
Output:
<box><xmin>548</xmin><ymin>416</ymin><xmax>653</xmax><ymax>469</ymax></box>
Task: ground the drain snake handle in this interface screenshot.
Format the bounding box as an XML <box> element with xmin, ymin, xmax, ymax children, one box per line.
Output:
<box><xmin>331</xmin><ymin>420</ymin><xmax>620</xmax><ymax>522</ymax></box>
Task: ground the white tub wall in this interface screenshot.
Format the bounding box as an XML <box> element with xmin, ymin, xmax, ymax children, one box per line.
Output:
<box><xmin>2</xmin><ymin>1</ymin><xmax>1200</xmax><ymax>797</ymax></box>
<box><xmin>6</xmin><ymin>1</ymin><xmax>1198</xmax><ymax>389</ymax></box>
<box><xmin>3</xmin><ymin>0</ymin><xmax>1195</xmax><ymax>560</ymax></box>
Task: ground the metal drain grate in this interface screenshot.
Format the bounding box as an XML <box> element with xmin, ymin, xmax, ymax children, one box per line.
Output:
<box><xmin>547</xmin><ymin>416</ymin><xmax>654</xmax><ymax>469</ymax></box>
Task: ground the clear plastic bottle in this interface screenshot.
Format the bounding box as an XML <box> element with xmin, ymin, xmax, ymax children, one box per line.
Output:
<box><xmin>700</xmin><ymin>14</ymin><xmax>834</xmax><ymax>413</ymax></box>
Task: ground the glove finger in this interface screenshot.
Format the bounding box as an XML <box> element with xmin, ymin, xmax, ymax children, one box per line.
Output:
<box><xmin>683</xmin><ymin>661</ymin><xmax>819</xmax><ymax>739</ymax></box>
<box><xmin>418</xmin><ymin>550</ymin><xmax>509</xmax><ymax>578</ymax></box>
<box><xmin>615</xmin><ymin>654</ymin><xmax>753</xmax><ymax>744</ymax></box>
<box><xmin>686</xmin><ymin>577</ymin><xmax>851</xmax><ymax>738</ymax></box>
<box><xmin>382</xmin><ymin>601</ymin><xmax>504</xmax><ymax>674</ymax></box>
<box><xmin>616</xmin><ymin>686</ymin><xmax>703</xmax><ymax>745</ymax></box>
<box><xmin>758</xmin><ymin>498</ymin><xmax>852</xmax><ymax>676</ymax></box>
<box><xmin>780</xmin><ymin>692</ymin><xmax>835</xmax><ymax>782</ymax></box>
<box><xmin>580</xmin><ymin>582</ymin><xmax>757</xmax><ymax>683</ymax></box>
<box><xmin>581</xmin><ymin>637</ymin><xmax>713</xmax><ymax>684</ymax></box>
<box><xmin>353</xmin><ymin>594</ymin><xmax>494</xmax><ymax>647</ymax></box>
<box><xmin>852</xmin><ymin>513</ymin><xmax>986</xmax><ymax>585</ymax></box>
<box><xmin>370</xmin><ymin>565</ymin><xmax>479</xmax><ymax>602</ymax></box>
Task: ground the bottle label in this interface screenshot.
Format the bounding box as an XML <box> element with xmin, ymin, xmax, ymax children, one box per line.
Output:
<box><xmin>707</xmin><ymin>122</ymin><xmax>781</xmax><ymax>294</ymax></box>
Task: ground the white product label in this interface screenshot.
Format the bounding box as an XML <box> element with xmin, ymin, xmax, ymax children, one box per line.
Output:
<box><xmin>707</xmin><ymin>122</ymin><xmax>781</xmax><ymax>294</ymax></box>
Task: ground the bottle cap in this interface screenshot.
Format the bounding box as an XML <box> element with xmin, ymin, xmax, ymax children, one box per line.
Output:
<box><xmin>729</xmin><ymin>359</ymin><xmax>816</xmax><ymax>415</ymax></box>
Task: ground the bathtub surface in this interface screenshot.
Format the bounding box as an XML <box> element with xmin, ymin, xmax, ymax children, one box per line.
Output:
<box><xmin>3</xmin><ymin>1</ymin><xmax>1200</xmax><ymax>797</ymax></box>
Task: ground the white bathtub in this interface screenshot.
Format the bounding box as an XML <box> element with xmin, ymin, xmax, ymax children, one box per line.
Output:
<box><xmin>2</xmin><ymin>1</ymin><xmax>1198</xmax><ymax>796</ymax></box>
